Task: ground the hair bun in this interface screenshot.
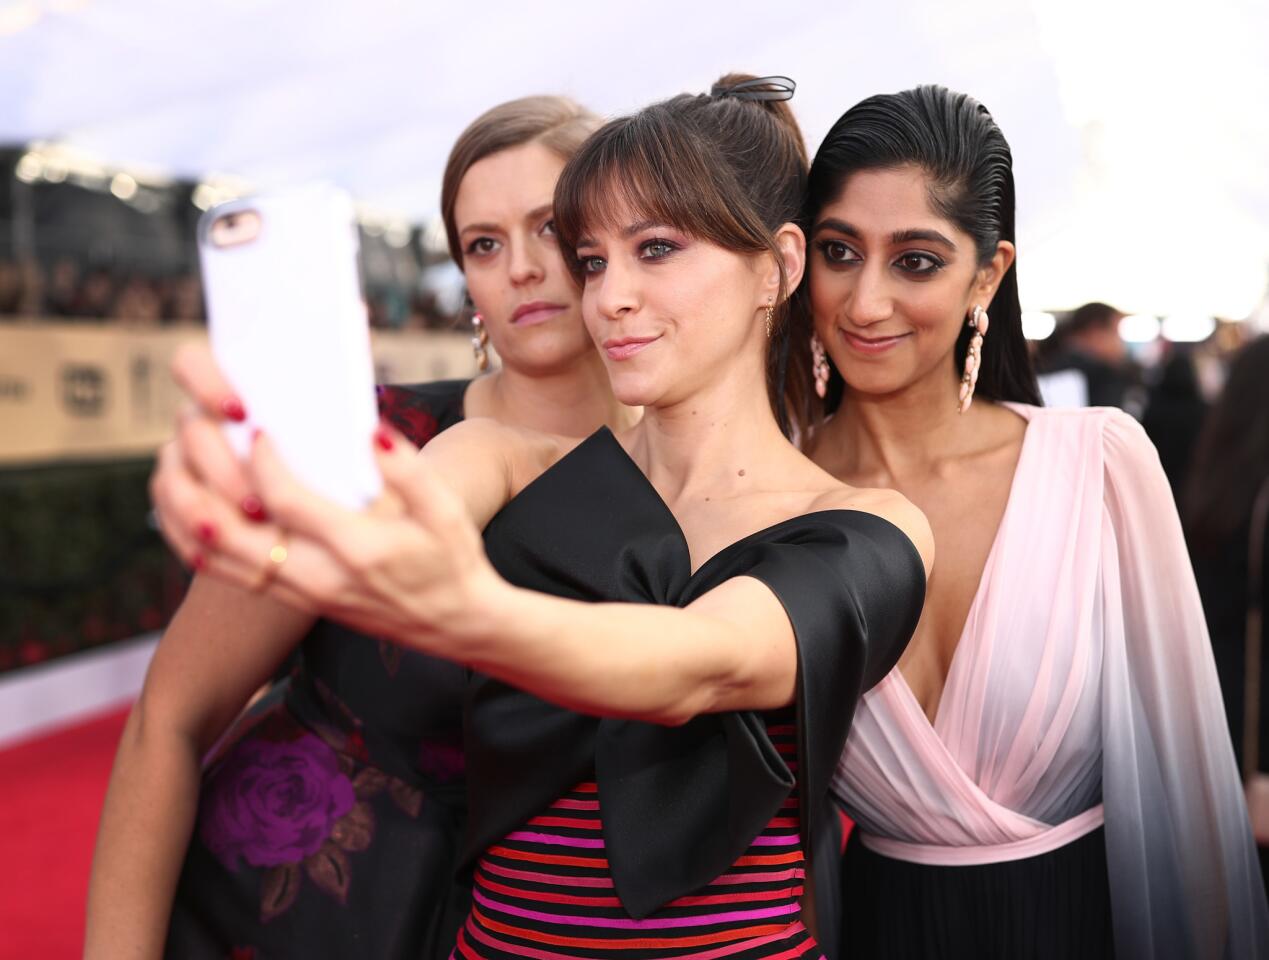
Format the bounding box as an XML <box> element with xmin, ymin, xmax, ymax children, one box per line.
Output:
<box><xmin>710</xmin><ymin>73</ymin><xmax>807</xmax><ymax>165</ymax></box>
<box><xmin>710</xmin><ymin>75</ymin><xmax>796</xmax><ymax>102</ymax></box>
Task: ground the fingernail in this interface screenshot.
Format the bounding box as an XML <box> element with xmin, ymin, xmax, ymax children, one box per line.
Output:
<box><xmin>251</xmin><ymin>427</ymin><xmax>263</xmax><ymax>443</ymax></box>
<box><xmin>241</xmin><ymin>495</ymin><xmax>268</xmax><ymax>522</ymax></box>
<box><xmin>374</xmin><ymin>428</ymin><xmax>395</xmax><ymax>452</ymax></box>
<box><xmin>221</xmin><ymin>398</ymin><xmax>247</xmax><ymax>422</ymax></box>
<box><xmin>191</xmin><ymin>552</ymin><xmax>206</xmax><ymax>572</ymax></box>
<box><xmin>195</xmin><ymin>521</ymin><xmax>217</xmax><ymax>545</ymax></box>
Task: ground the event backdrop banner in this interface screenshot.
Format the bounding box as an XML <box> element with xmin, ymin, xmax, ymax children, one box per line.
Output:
<box><xmin>0</xmin><ymin>322</ymin><xmax>480</xmax><ymax>465</ymax></box>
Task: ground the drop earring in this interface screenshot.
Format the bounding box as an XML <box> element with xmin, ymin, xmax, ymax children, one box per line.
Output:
<box><xmin>958</xmin><ymin>304</ymin><xmax>989</xmax><ymax>414</ymax></box>
<box><xmin>764</xmin><ymin>299</ymin><xmax>774</xmax><ymax>339</ymax></box>
<box><xmin>471</xmin><ymin>312</ymin><xmax>490</xmax><ymax>372</ymax></box>
<box><xmin>811</xmin><ymin>334</ymin><xmax>830</xmax><ymax>400</ymax></box>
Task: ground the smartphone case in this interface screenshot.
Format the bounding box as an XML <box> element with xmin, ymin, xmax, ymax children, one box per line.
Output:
<box><xmin>198</xmin><ymin>183</ymin><xmax>381</xmax><ymax>509</ymax></box>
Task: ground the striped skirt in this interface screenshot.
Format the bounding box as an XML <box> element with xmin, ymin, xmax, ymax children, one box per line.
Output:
<box><xmin>453</xmin><ymin>722</ymin><xmax>822</xmax><ymax>959</ymax></box>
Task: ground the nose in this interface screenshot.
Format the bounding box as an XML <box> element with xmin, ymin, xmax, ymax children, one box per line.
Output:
<box><xmin>507</xmin><ymin>234</ymin><xmax>546</xmax><ymax>287</ymax></box>
<box><xmin>590</xmin><ymin>256</ymin><xmax>637</xmax><ymax>321</ymax></box>
<box><xmin>844</xmin><ymin>261</ymin><xmax>894</xmax><ymax>328</ymax></box>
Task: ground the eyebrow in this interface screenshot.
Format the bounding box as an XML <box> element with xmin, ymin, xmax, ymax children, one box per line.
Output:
<box><xmin>524</xmin><ymin>203</ymin><xmax>553</xmax><ymax>224</ymax></box>
<box><xmin>813</xmin><ymin>217</ymin><xmax>957</xmax><ymax>250</ymax></box>
<box><xmin>458</xmin><ymin>222</ymin><xmax>502</xmax><ymax>238</ymax></box>
<box><xmin>458</xmin><ymin>203</ymin><xmax>555</xmax><ymax>238</ymax></box>
<box><xmin>622</xmin><ymin>219</ymin><xmax>663</xmax><ymax>238</ymax></box>
<box><xmin>575</xmin><ymin>220</ymin><xmax>667</xmax><ymax>251</ymax></box>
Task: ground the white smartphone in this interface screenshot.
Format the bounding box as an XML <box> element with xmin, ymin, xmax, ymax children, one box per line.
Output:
<box><xmin>198</xmin><ymin>183</ymin><xmax>381</xmax><ymax>509</ymax></box>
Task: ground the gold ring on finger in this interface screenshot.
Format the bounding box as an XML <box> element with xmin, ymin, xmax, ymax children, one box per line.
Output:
<box><xmin>257</xmin><ymin>533</ymin><xmax>290</xmax><ymax>591</ymax></box>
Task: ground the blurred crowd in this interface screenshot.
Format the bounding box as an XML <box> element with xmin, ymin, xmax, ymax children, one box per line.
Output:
<box><xmin>0</xmin><ymin>255</ymin><xmax>454</xmax><ymax>330</ymax></box>
<box><xmin>1035</xmin><ymin>304</ymin><xmax>1269</xmax><ymax>786</ymax></box>
<box><xmin>0</xmin><ymin>256</ymin><xmax>204</xmax><ymax>324</ymax></box>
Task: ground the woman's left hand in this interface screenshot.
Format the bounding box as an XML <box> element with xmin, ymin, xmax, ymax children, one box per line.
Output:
<box><xmin>154</xmin><ymin>419</ymin><xmax>503</xmax><ymax>651</ymax></box>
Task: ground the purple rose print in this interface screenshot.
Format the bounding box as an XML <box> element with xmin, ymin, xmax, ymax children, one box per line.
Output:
<box><xmin>200</xmin><ymin>734</ymin><xmax>355</xmax><ymax>870</ymax></box>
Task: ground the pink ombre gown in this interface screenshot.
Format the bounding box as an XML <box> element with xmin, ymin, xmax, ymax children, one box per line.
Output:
<box><xmin>834</xmin><ymin>404</ymin><xmax>1269</xmax><ymax>959</ymax></box>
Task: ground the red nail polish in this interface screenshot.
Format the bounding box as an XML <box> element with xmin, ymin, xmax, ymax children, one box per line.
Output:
<box><xmin>241</xmin><ymin>495</ymin><xmax>268</xmax><ymax>522</ymax></box>
<box><xmin>221</xmin><ymin>398</ymin><xmax>247</xmax><ymax>422</ymax></box>
<box><xmin>195</xmin><ymin>521</ymin><xmax>217</xmax><ymax>545</ymax></box>
<box><xmin>191</xmin><ymin>552</ymin><xmax>206</xmax><ymax>571</ymax></box>
<box><xmin>375</xmin><ymin>428</ymin><xmax>395</xmax><ymax>452</ymax></box>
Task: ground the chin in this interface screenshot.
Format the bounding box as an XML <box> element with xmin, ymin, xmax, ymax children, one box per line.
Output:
<box><xmin>837</xmin><ymin>368</ymin><xmax>911</xmax><ymax>398</ymax></box>
<box><xmin>605</xmin><ymin>370</ymin><xmax>663</xmax><ymax>407</ymax></box>
<box><xmin>503</xmin><ymin>334</ymin><xmax>594</xmax><ymax>376</ymax></box>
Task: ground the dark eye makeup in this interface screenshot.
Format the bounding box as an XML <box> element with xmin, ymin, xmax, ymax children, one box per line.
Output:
<box><xmin>465</xmin><ymin>237</ymin><xmax>500</xmax><ymax>257</ymax></box>
<box><xmin>815</xmin><ymin>238</ymin><xmax>946</xmax><ymax>277</ymax></box>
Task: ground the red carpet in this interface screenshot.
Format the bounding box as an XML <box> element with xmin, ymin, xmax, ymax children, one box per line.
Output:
<box><xmin>0</xmin><ymin>705</ymin><xmax>131</xmax><ymax>960</ymax></box>
<box><xmin>0</xmin><ymin>705</ymin><xmax>854</xmax><ymax>958</ymax></box>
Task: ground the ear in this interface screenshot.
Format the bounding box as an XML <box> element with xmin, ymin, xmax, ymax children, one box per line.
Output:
<box><xmin>972</xmin><ymin>239</ymin><xmax>1015</xmax><ymax>306</ymax></box>
<box><xmin>762</xmin><ymin>222</ymin><xmax>807</xmax><ymax>305</ymax></box>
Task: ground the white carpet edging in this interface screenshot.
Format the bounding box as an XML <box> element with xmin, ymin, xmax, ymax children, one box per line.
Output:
<box><xmin>0</xmin><ymin>633</ymin><xmax>159</xmax><ymax>748</ymax></box>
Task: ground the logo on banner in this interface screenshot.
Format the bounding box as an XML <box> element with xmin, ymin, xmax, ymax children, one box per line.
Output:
<box><xmin>61</xmin><ymin>364</ymin><xmax>109</xmax><ymax>417</ymax></box>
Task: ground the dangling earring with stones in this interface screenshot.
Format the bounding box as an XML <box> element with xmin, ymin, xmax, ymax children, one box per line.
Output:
<box><xmin>811</xmin><ymin>334</ymin><xmax>831</xmax><ymax>400</ymax></box>
<box><xmin>764</xmin><ymin>299</ymin><xmax>774</xmax><ymax>338</ymax></box>
<box><xmin>471</xmin><ymin>312</ymin><xmax>490</xmax><ymax>372</ymax></box>
<box><xmin>958</xmin><ymin>304</ymin><xmax>989</xmax><ymax>414</ymax></box>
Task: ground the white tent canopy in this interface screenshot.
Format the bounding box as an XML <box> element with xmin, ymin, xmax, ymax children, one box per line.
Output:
<box><xmin>3</xmin><ymin>0</ymin><xmax>1268</xmax><ymax>319</ymax></box>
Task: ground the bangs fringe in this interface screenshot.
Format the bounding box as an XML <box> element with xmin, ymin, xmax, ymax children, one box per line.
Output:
<box><xmin>554</xmin><ymin>107</ymin><xmax>770</xmax><ymax>283</ymax></box>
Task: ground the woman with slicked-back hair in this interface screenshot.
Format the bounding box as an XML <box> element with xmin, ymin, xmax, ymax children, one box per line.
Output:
<box><xmin>794</xmin><ymin>84</ymin><xmax>1268</xmax><ymax>958</ymax></box>
<box><xmin>143</xmin><ymin>74</ymin><xmax>933</xmax><ymax>960</ymax></box>
<box><xmin>87</xmin><ymin>95</ymin><xmax>639</xmax><ymax>960</ymax></box>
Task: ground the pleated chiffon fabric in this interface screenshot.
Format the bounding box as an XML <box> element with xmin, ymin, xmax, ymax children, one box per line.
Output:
<box><xmin>458</xmin><ymin>427</ymin><xmax>927</xmax><ymax>958</ymax></box>
<box><xmin>833</xmin><ymin>404</ymin><xmax>1269</xmax><ymax>958</ymax></box>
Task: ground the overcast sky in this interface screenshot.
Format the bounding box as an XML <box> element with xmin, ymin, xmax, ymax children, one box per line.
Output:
<box><xmin>3</xmin><ymin>0</ymin><xmax>1267</xmax><ymax>317</ymax></box>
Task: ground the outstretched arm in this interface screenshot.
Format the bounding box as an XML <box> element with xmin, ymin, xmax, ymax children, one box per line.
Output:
<box><xmin>147</xmin><ymin>342</ymin><xmax>931</xmax><ymax>725</ymax></box>
<box><xmin>155</xmin><ymin>416</ymin><xmax>930</xmax><ymax>725</ymax></box>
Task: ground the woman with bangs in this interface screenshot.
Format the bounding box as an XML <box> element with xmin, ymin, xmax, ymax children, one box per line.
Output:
<box><xmin>87</xmin><ymin>96</ymin><xmax>639</xmax><ymax>960</ymax></box>
<box><xmin>794</xmin><ymin>85</ymin><xmax>1269</xmax><ymax>958</ymax></box>
<box><xmin>143</xmin><ymin>75</ymin><xmax>931</xmax><ymax>959</ymax></box>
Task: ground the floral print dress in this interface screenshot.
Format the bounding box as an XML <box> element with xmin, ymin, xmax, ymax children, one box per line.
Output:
<box><xmin>165</xmin><ymin>380</ymin><xmax>471</xmax><ymax>960</ymax></box>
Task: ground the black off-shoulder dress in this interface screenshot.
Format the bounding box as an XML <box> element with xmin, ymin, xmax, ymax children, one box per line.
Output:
<box><xmin>455</xmin><ymin>428</ymin><xmax>927</xmax><ymax>959</ymax></box>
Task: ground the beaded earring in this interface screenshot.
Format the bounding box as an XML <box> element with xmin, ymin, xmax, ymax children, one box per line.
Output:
<box><xmin>958</xmin><ymin>305</ymin><xmax>989</xmax><ymax>414</ymax></box>
<box><xmin>811</xmin><ymin>334</ymin><xmax>831</xmax><ymax>400</ymax></box>
<box><xmin>471</xmin><ymin>312</ymin><xmax>490</xmax><ymax>372</ymax></box>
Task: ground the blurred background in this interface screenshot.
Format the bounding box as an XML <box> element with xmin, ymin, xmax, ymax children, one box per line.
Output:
<box><xmin>1</xmin><ymin>0</ymin><xmax>1267</xmax><ymax>955</ymax></box>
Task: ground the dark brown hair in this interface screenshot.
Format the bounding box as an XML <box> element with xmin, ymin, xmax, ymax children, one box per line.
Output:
<box><xmin>440</xmin><ymin>96</ymin><xmax>600</xmax><ymax>267</ymax></box>
<box><xmin>552</xmin><ymin>74</ymin><xmax>809</xmax><ymax>431</ymax></box>
<box><xmin>1185</xmin><ymin>335</ymin><xmax>1269</xmax><ymax>553</ymax></box>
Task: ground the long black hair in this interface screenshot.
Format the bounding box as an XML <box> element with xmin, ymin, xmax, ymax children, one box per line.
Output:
<box><xmin>793</xmin><ymin>84</ymin><xmax>1041</xmax><ymax>424</ymax></box>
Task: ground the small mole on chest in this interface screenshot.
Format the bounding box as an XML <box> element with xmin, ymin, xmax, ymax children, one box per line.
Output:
<box><xmin>738</xmin><ymin>469</ymin><xmax>746</xmax><ymax>477</ymax></box>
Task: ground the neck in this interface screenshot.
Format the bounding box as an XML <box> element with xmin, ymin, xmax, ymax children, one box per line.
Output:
<box><xmin>488</xmin><ymin>351</ymin><xmax>637</xmax><ymax>437</ymax></box>
<box><xmin>827</xmin><ymin>360</ymin><xmax>976</xmax><ymax>481</ymax></box>
<box><xmin>631</xmin><ymin>350</ymin><xmax>789</xmax><ymax>504</ymax></box>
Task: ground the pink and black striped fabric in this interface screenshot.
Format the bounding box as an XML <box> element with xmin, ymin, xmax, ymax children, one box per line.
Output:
<box><xmin>453</xmin><ymin>719</ymin><xmax>823</xmax><ymax>959</ymax></box>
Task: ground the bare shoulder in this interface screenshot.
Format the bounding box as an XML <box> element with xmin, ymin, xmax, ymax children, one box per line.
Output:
<box><xmin>812</xmin><ymin>483</ymin><xmax>935</xmax><ymax>577</ymax></box>
<box><xmin>420</xmin><ymin>417</ymin><xmax>575</xmax><ymax>498</ymax></box>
